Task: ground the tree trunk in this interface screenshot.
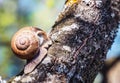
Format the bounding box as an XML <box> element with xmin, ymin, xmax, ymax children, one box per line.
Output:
<box><xmin>8</xmin><ymin>0</ymin><xmax>119</xmax><ymax>83</ymax></box>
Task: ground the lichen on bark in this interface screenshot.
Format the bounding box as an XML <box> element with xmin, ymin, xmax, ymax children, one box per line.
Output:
<box><xmin>8</xmin><ymin>0</ymin><xmax>119</xmax><ymax>83</ymax></box>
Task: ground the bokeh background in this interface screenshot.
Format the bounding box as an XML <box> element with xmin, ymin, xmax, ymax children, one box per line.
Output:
<box><xmin>0</xmin><ymin>0</ymin><xmax>120</xmax><ymax>82</ymax></box>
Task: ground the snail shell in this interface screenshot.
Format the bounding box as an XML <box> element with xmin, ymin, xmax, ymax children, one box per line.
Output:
<box><xmin>11</xmin><ymin>26</ymin><xmax>51</xmax><ymax>74</ymax></box>
<box><xmin>11</xmin><ymin>27</ymin><xmax>46</xmax><ymax>59</ymax></box>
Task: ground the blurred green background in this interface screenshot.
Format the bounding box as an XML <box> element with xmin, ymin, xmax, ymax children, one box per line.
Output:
<box><xmin>0</xmin><ymin>0</ymin><xmax>64</xmax><ymax>79</ymax></box>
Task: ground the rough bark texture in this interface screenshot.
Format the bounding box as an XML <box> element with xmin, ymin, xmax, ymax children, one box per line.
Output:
<box><xmin>8</xmin><ymin>0</ymin><xmax>119</xmax><ymax>83</ymax></box>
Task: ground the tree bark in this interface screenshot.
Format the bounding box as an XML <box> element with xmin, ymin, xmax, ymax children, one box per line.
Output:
<box><xmin>8</xmin><ymin>0</ymin><xmax>119</xmax><ymax>83</ymax></box>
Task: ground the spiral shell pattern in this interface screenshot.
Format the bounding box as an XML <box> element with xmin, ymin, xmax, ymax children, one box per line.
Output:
<box><xmin>11</xmin><ymin>27</ymin><xmax>41</xmax><ymax>59</ymax></box>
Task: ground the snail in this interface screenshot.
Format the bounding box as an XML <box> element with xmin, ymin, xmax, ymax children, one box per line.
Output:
<box><xmin>11</xmin><ymin>27</ymin><xmax>51</xmax><ymax>74</ymax></box>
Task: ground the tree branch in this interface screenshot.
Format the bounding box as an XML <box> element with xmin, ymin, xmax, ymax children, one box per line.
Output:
<box><xmin>7</xmin><ymin>0</ymin><xmax>119</xmax><ymax>83</ymax></box>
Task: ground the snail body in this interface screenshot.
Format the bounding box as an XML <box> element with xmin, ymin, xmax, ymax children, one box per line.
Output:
<box><xmin>11</xmin><ymin>27</ymin><xmax>51</xmax><ymax>74</ymax></box>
